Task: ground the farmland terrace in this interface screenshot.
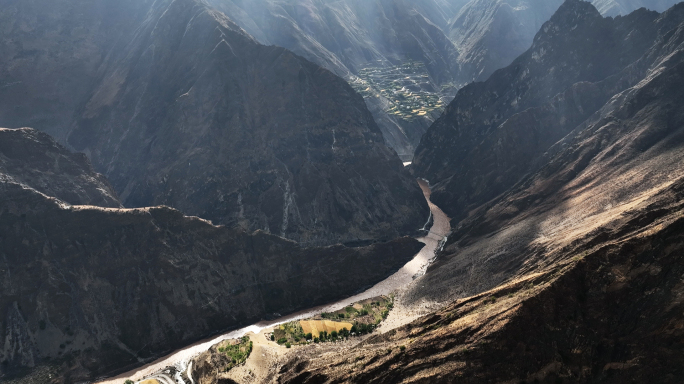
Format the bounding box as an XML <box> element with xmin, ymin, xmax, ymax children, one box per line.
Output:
<box><xmin>349</xmin><ymin>61</ymin><xmax>452</xmax><ymax>121</ymax></box>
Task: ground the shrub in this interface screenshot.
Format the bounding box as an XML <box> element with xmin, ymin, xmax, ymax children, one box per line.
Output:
<box><xmin>305</xmin><ymin>333</ymin><xmax>313</xmax><ymax>340</ymax></box>
<box><xmin>400</xmin><ymin>345</ymin><xmax>406</xmax><ymax>352</ymax></box>
<box><xmin>270</xmin><ymin>334</ymin><xmax>275</xmax><ymax>341</ymax></box>
<box><xmin>125</xmin><ymin>381</ymin><xmax>134</xmax><ymax>384</ymax></box>
<box><xmin>277</xmin><ymin>338</ymin><xmax>288</xmax><ymax>345</ymax></box>
<box><xmin>338</xmin><ymin>313</ymin><xmax>346</xmax><ymax>319</ymax></box>
<box><xmin>330</xmin><ymin>331</ymin><xmax>338</xmax><ymax>339</ymax></box>
<box><xmin>286</xmin><ymin>343</ymin><xmax>291</xmax><ymax>348</ymax></box>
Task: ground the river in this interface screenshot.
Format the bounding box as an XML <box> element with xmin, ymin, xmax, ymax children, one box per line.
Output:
<box><xmin>96</xmin><ymin>179</ymin><xmax>449</xmax><ymax>384</ymax></box>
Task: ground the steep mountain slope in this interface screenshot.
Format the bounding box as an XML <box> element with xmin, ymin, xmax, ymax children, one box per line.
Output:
<box><xmin>0</xmin><ymin>0</ymin><xmax>428</xmax><ymax>246</ymax></box>
<box><xmin>0</xmin><ymin>129</ymin><xmax>424</xmax><ymax>383</ymax></box>
<box><xmin>447</xmin><ymin>0</ymin><xmax>682</xmax><ymax>85</ymax></box>
<box><xmin>278</xmin><ymin>3</ymin><xmax>684</xmax><ymax>383</ymax></box>
<box><xmin>207</xmin><ymin>0</ymin><xmax>467</xmax><ymax>160</ymax></box>
<box><xmin>0</xmin><ymin>128</ymin><xmax>120</xmax><ymax>208</ymax></box>
<box><xmin>413</xmin><ymin>0</ymin><xmax>666</xmax><ymax>222</ymax></box>
<box><xmin>0</xmin><ymin>0</ymin><xmax>156</xmax><ymax>143</ymax></box>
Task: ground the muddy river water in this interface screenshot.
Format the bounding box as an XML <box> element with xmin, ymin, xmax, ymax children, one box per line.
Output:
<box><xmin>97</xmin><ymin>180</ymin><xmax>450</xmax><ymax>384</ymax></box>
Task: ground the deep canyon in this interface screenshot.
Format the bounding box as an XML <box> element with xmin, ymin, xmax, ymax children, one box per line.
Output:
<box><xmin>1</xmin><ymin>0</ymin><xmax>684</xmax><ymax>383</ymax></box>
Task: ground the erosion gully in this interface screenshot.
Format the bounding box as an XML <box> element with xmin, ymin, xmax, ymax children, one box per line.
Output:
<box><xmin>97</xmin><ymin>179</ymin><xmax>450</xmax><ymax>384</ymax></box>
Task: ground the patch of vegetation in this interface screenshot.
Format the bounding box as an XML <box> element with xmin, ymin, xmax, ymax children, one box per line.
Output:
<box><xmin>276</xmin><ymin>296</ymin><xmax>394</xmax><ymax>347</ymax></box>
<box><xmin>349</xmin><ymin>61</ymin><xmax>448</xmax><ymax>121</ymax></box>
<box><xmin>217</xmin><ymin>336</ymin><xmax>253</xmax><ymax>372</ymax></box>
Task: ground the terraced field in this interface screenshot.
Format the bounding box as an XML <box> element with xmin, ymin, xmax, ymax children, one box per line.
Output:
<box><xmin>349</xmin><ymin>61</ymin><xmax>452</xmax><ymax>121</ymax></box>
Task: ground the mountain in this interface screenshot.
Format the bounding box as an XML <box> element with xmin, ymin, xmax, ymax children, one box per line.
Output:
<box><xmin>446</xmin><ymin>0</ymin><xmax>683</xmax><ymax>85</ymax></box>
<box><xmin>278</xmin><ymin>2</ymin><xmax>684</xmax><ymax>382</ymax></box>
<box><xmin>413</xmin><ymin>0</ymin><xmax>665</xmax><ymax>222</ymax></box>
<box><xmin>0</xmin><ymin>128</ymin><xmax>424</xmax><ymax>382</ymax></box>
<box><xmin>206</xmin><ymin>0</ymin><xmax>469</xmax><ymax>160</ymax></box>
<box><xmin>0</xmin><ymin>0</ymin><xmax>429</xmax><ymax>246</ymax></box>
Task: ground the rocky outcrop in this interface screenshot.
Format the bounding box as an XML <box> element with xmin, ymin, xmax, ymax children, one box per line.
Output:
<box><xmin>413</xmin><ymin>0</ymin><xmax>669</xmax><ymax>222</ymax></box>
<box><xmin>0</xmin><ymin>128</ymin><xmax>120</xmax><ymax>208</ymax></box>
<box><xmin>277</xmin><ymin>4</ymin><xmax>684</xmax><ymax>383</ymax></box>
<box><xmin>0</xmin><ymin>0</ymin><xmax>429</xmax><ymax>246</ymax></box>
<box><xmin>0</xmin><ymin>131</ymin><xmax>424</xmax><ymax>382</ymax></box>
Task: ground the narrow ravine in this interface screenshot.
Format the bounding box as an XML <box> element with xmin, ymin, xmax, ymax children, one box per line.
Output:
<box><xmin>97</xmin><ymin>180</ymin><xmax>449</xmax><ymax>384</ymax></box>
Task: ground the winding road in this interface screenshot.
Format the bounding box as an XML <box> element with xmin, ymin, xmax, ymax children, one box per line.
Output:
<box><xmin>98</xmin><ymin>180</ymin><xmax>449</xmax><ymax>384</ymax></box>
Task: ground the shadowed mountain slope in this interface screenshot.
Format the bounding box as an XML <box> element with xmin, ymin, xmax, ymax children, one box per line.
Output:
<box><xmin>0</xmin><ymin>128</ymin><xmax>424</xmax><ymax>383</ymax></box>
<box><xmin>207</xmin><ymin>0</ymin><xmax>468</xmax><ymax>160</ymax></box>
<box><xmin>0</xmin><ymin>0</ymin><xmax>428</xmax><ymax>246</ymax></box>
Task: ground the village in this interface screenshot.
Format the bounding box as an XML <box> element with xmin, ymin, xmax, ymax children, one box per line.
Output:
<box><xmin>349</xmin><ymin>60</ymin><xmax>450</xmax><ymax>121</ymax></box>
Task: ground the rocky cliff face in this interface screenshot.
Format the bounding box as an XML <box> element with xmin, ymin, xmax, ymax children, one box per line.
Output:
<box><xmin>278</xmin><ymin>3</ymin><xmax>684</xmax><ymax>383</ymax></box>
<box><xmin>0</xmin><ymin>0</ymin><xmax>428</xmax><ymax>246</ymax></box>
<box><xmin>414</xmin><ymin>0</ymin><xmax>667</xmax><ymax>222</ymax></box>
<box><xmin>0</xmin><ymin>129</ymin><xmax>424</xmax><ymax>383</ymax></box>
